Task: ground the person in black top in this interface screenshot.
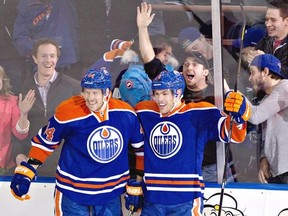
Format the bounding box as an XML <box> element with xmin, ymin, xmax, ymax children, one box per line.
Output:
<box><xmin>247</xmin><ymin>0</ymin><xmax>287</xmax><ymax>77</ymax></box>
<box><xmin>181</xmin><ymin>51</ymin><xmax>236</xmax><ymax>182</ymax></box>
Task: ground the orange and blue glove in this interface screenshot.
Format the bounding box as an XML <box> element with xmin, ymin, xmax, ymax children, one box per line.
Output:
<box><xmin>224</xmin><ymin>91</ymin><xmax>251</xmax><ymax>124</ymax></box>
<box><xmin>10</xmin><ymin>161</ymin><xmax>37</xmax><ymax>201</ymax></box>
<box><xmin>125</xmin><ymin>179</ymin><xmax>144</xmax><ymax>213</ymax></box>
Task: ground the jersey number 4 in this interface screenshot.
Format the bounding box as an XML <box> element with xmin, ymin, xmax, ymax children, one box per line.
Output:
<box><xmin>45</xmin><ymin>122</ymin><xmax>56</xmax><ymax>141</ymax></box>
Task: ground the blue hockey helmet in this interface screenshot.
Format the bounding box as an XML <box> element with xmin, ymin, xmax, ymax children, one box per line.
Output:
<box><xmin>81</xmin><ymin>68</ymin><xmax>112</xmax><ymax>90</ymax></box>
<box><xmin>152</xmin><ymin>70</ymin><xmax>185</xmax><ymax>95</ymax></box>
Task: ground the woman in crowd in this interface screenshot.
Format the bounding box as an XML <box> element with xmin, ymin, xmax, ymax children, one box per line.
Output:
<box><xmin>0</xmin><ymin>66</ymin><xmax>35</xmax><ymax>175</ymax></box>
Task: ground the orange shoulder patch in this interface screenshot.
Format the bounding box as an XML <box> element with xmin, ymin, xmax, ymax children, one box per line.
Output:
<box><xmin>184</xmin><ymin>101</ymin><xmax>216</xmax><ymax>110</ymax></box>
<box><xmin>55</xmin><ymin>96</ymin><xmax>90</xmax><ymax>121</ymax></box>
<box><xmin>134</xmin><ymin>100</ymin><xmax>158</xmax><ymax>112</ymax></box>
<box><xmin>109</xmin><ymin>98</ymin><xmax>135</xmax><ymax>112</ymax></box>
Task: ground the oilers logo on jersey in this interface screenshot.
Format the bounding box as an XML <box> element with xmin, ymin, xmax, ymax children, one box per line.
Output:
<box><xmin>87</xmin><ymin>126</ymin><xmax>123</xmax><ymax>163</ymax></box>
<box><xmin>149</xmin><ymin>121</ymin><xmax>182</xmax><ymax>159</ymax></box>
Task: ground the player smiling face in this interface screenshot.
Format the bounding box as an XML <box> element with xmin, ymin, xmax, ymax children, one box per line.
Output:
<box><xmin>153</xmin><ymin>89</ymin><xmax>179</xmax><ymax>115</ymax></box>
<box><xmin>151</xmin><ymin>70</ymin><xmax>184</xmax><ymax>115</ymax></box>
<box><xmin>82</xmin><ymin>88</ymin><xmax>108</xmax><ymax>112</ymax></box>
<box><xmin>81</xmin><ymin>68</ymin><xmax>112</xmax><ymax>112</ymax></box>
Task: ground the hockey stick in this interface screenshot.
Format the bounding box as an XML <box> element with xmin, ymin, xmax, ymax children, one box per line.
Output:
<box><xmin>218</xmin><ymin>3</ymin><xmax>246</xmax><ymax>215</ymax></box>
<box><xmin>234</xmin><ymin>4</ymin><xmax>246</xmax><ymax>93</ymax></box>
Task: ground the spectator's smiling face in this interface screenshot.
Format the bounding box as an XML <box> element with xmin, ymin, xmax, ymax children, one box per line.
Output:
<box><xmin>265</xmin><ymin>8</ymin><xmax>288</xmax><ymax>40</ymax></box>
<box><xmin>33</xmin><ymin>44</ymin><xmax>59</xmax><ymax>77</ymax></box>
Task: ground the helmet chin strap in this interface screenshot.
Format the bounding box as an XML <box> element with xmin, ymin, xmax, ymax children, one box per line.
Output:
<box><xmin>98</xmin><ymin>90</ymin><xmax>111</xmax><ymax>112</ymax></box>
<box><xmin>163</xmin><ymin>94</ymin><xmax>182</xmax><ymax>116</ymax></box>
<box><xmin>169</xmin><ymin>91</ymin><xmax>183</xmax><ymax>113</ymax></box>
<box><xmin>97</xmin><ymin>100</ymin><xmax>108</xmax><ymax>113</ymax></box>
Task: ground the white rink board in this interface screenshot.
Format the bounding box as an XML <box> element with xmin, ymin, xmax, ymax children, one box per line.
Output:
<box><xmin>204</xmin><ymin>184</ymin><xmax>288</xmax><ymax>215</ymax></box>
<box><xmin>1</xmin><ymin>178</ymin><xmax>288</xmax><ymax>216</ymax></box>
<box><xmin>1</xmin><ymin>179</ymin><xmax>55</xmax><ymax>216</ymax></box>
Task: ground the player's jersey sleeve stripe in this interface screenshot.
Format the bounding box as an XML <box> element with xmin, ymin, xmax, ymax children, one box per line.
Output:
<box><xmin>28</xmin><ymin>146</ymin><xmax>52</xmax><ymax>163</ymax></box>
<box><xmin>31</xmin><ymin>142</ymin><xmax>54</xmax><ymax>152</ymax></box>
<box><xmin>220</xmin><ymin>115</ymin><xmax>247</xmax><ymax>143</ymax></box>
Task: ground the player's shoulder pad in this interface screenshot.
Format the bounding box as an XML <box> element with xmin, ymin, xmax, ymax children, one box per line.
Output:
<box><xmin>134</xmin><ymin>100</ymin><xmax>158</xmax><ymax>112</ymax></box>
<box><xmin>109</xmin><ymin>97</ymin><xmax>135</xmax><ymax>112</ymax></box>
<box><xmin>55</xmin><ymin>95</ymin><xmax>90</xmax><ymax>121</ymax></box>
<box><xmin>184</xmin><ymin>101</ymin><xmax>216</xmax><ymax>110</ymax></box>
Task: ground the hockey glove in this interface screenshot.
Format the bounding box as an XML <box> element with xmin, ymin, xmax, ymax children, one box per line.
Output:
<box><xmin>125</xmin><ymin>179</ymin><xmax>144</xmax><ymax>213</ymax></box>
<box><xmin>10</xmin><ymin>161</ymin><xmax>37</xmax><ymax>201</ymax></box>
<box><xmin>224</xmin><ymin>91</ymin><xmax>251</xmax><ymax>124</ymax></box>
